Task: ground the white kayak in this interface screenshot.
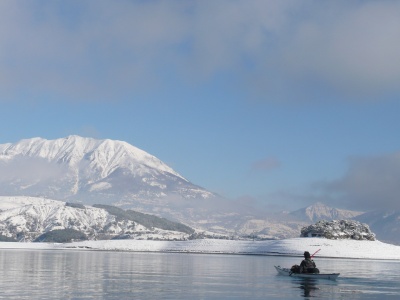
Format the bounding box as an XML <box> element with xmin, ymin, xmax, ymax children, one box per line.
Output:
<box><xmin>275</xmin><ymin>266</ymin><xmax>340</xmax><ymax>280</ymax></box>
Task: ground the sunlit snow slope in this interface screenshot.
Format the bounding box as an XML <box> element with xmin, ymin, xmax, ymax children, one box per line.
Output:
<box><xmin>0</xmin><ymin>196</ymin><xmax>194</xmax><ymax>242</ymax></box>
<box><xmin>0</xmin><ymin>136</ymin><xmax>214</xmax><ymax>206</ymax></box>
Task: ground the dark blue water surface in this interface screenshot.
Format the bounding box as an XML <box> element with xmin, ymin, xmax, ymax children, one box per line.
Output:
<box><xmin>0</xmin><ymin>249</ymin><xmax>399</xmax><ymax>299</ymax></box>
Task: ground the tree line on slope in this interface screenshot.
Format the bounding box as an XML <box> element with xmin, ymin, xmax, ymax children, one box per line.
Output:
<box><xmin>0</xmin><ymin>203</ymin><xmax>195</xmax><ymax>243</ymax></box>
<box><xmin>93</xmin><ymin>204</ymin><xmax>195</xmax><ymax>234</ymax></box>
<box><xmin>34</xmin><ymin>229</ymin><xmax>88</xmax><ymax>243</ymax></box>
<box><xmin>0</xmin><ymin>234</ymin><xmax>17</xmax><ymax>242</ymax></box>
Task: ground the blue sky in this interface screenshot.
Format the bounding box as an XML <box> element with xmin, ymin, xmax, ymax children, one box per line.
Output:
<box><xmin>1</xmin><ymin>1</ymin><xmax>400</xmax><ymax>211</ymax></box>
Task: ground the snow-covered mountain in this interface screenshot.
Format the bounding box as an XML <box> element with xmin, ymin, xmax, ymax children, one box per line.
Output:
<box><xmin>1</xmin><ymin>136</ymin><xmax>399</xmax><ymax>245</ymax></box>
<box><xmin>0</xmin><ymin>136</ymin><xmax>214</xmax><ymax>206</ymax></box>
<box><xmin>290</xmin><ymin>202</ymin><xmax>363</xmax><ymax>222</ymax></box>
<box><xmin>0</xmin><ymin>136</ymin><xmax>260</xmax><ymax>234</ymax></box>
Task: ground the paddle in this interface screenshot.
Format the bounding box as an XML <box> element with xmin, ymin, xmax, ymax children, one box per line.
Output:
<box><xmin>311</xmin><ymin>249</ymin><xmax>321</xmax><ymax>258</ymax></box>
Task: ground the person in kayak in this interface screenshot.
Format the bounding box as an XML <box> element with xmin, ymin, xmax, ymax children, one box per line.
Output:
<box><xmin>300</xmin><ymin>251</ymin><xmax>319</xmax><ymax>273</ymax></box>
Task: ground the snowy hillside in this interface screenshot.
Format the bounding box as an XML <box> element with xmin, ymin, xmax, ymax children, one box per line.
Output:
<box><xmin>0</xmin><ymin>196</ymin><xmax>195</xmax><ymax>242</ymax></box>
<box><xmin>0</xmin><ymin>136</ymin><xmax>215</xmax><ymax>206</ymax></box>
<box><xmin>290</xmin><ymin>202</ymin><xmax>363</xmax><ymax>222</ymax></box>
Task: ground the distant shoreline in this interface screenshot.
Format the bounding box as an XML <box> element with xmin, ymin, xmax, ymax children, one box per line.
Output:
<box><xmin>1</xmin><ymin>238</ymin><xmax>400</xmax><ymax>260</ymax></box>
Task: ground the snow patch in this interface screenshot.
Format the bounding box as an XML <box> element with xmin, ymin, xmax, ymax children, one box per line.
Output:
<box><xmin>89</xmin><ymin>182</ymin><xmax>112</xmax><ymax>192</ymax></box>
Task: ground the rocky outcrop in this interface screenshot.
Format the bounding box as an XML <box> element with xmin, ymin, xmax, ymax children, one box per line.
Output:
<box><xmin>300</xmin><ymin>219</ymin><xmax>376</xmax><ymax>241</ymax></box>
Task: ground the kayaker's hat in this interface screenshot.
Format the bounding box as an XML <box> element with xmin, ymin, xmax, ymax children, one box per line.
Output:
<box><xmin>304</xmin><ymin>251</ymin><xmax>311</xmax><ymax>258</ymax></box>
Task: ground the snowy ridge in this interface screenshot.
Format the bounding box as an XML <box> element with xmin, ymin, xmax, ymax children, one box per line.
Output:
<box><xmin>0</xmin><ymin>196</ymin><xmax>113</xmax><ymax>241</ymax></box>
<box><xmin>0</xmin><ymin>136</ymin><xmax>215</xmax><ymax>204</ymax></box>
<box><xmin>0</xmin><ymin>135</ymin><xmax>184</xmax><ymax>180</ymax></box>
<box><xmin>290</xmin><ymin>202</ymin><xmax>363</xmax><ymax>222</ymax></box>
<box><xmin>0</xmin><ymin>196</ymin><xmax>194</xmax><ymax>241</ymax></box>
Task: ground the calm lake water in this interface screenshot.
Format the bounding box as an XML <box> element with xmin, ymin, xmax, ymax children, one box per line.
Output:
<box><xmin>0</xmin><ymin>249</ymin><xmax>399</xmax><ymax>299</ymax></box>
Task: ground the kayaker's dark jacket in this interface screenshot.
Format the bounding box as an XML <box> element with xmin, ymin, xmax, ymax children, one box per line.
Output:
<box><xmin>300</xmin><ymin>258</ymin><xmax>317</xmax><ymax>273</ymax></box>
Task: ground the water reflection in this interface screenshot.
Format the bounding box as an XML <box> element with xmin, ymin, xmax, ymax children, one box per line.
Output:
<box><xmin>297</xmin><ymin>279</ymin><xmax>319</xmax><ymax>298</ymax></box>
<box><xmin>0</xmin><ymin>249</ymin><xmax>399</xmax><ymax>299</ymax></box>
<box><xmin>0</xmin><ymin>250</ymin><xmax>275</xmax><ymax>299</ymax></box>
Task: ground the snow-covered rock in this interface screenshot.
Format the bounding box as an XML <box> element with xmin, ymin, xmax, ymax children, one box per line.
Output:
<box><xmin>300</xmin><ymin>219</ymin><xmax>376</xmax><ymax>241</ymax></box>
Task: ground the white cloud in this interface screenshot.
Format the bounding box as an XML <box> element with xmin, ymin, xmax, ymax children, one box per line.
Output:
<box><xmin>0</xmin><ymin>157</ymin><xmax>68</xmax><ymax>182</ymax></box>
<box><xmin>315</xmin><ymin>152</ymin><xmax>400</xmax><ymax>210</ymax></box>
<box><xmin>0</xmin><ymin>1</ymin><xmax>399</xmax><ymax>102</ymax></box>
<box><xmin>284</xmin><ymin>1</ymin><xmax>400</xmax><ymax>100</ymax></box>
<box><xmin>0</xmin><ymin>1</ymin><xmax>190</xmax><ymax>101</ymax></box>
<box><xmin>263</xmin><ymin>150</ymin><xmax>400</xmax><ymax>212</ymax></box>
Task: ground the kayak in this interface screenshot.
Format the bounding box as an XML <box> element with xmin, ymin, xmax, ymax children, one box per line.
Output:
<box><xmin>274</xmin><ymin>266</ymin><xmax>340</xmax><ymax>280</ymax></box>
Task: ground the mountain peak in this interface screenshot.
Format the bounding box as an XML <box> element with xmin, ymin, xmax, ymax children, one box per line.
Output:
<box><xmin>0</xmin><ymin>136</ymin><xmax>214</xmax><ymax>205</ymax></box>
<box><xmin>1</xmin><ymin>135</ymin><xmax>184</xmax><ymax>178</ymax></box>
<box><xmin>290</xmin><ymin>202</ymin><xmax>363</xmax><ymax>223</ymax></box>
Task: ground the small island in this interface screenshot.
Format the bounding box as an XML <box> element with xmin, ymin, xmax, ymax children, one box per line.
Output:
<box><xmin>300</xmin><ymin>219</ymin><xmax>376</xmax><ymax>241</ymax></box>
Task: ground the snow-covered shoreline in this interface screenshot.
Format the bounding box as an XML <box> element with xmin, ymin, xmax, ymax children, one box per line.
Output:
<box><xmin>1</xmin><ymin>238</ymin><xmax>400</xmax><ymax>260</ymax></box>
